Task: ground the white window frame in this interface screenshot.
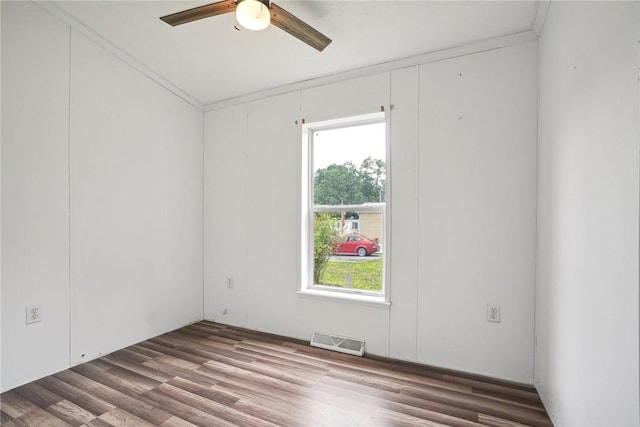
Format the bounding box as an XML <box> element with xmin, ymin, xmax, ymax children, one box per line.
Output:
<box><xmin>299</xmin><ymin>112</ymin><xmax>389</xmax><ymax>304</ymax></box>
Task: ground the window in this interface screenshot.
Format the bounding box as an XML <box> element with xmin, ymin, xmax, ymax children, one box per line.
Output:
<box><xmin>301</xmin><ymin>112</ymin><xmax>387</xmax><ymax>299</ymax></box>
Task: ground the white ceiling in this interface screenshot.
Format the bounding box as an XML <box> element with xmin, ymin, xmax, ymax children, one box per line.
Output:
<box><xmin>55</xmin><ymin>1</ymin><xmax>540</xmax><ymax>106</ymax></box>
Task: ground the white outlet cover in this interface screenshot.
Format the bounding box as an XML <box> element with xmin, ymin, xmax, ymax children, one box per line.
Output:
<box><xmin>487</xmin><ymin>304</ymin><xmax>501</xmax><ymax>323</ymax></box>
<box><xmin>26</xmin><ymin>305</ymin><xmax>42</xmax><ymax>324</ymax></box>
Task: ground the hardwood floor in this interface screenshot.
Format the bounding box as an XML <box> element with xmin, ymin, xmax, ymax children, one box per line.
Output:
<box><xmin>1</xmin><ymin>321</ymin><xmax>553</xmax><ymax>426</ymax></box>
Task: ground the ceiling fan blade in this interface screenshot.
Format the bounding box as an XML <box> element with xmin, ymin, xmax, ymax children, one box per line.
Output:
<box><xmin>160</xmin><ymin>0</ymin><xmax>237</xmax><ymax>26</ymax></box>
<box><xmin>270</xmin><ymin>3</ymin><xmax>332</xmax><ymax>52</ymax></box>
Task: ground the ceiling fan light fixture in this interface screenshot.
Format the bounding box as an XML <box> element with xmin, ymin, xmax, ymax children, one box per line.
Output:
<box><xmin>236</xmin><ymin>0</ymin><xmax>271</xmax><ymax>31</ymax></box>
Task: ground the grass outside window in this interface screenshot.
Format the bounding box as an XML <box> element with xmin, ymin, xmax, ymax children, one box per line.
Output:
<box><xmin>318</xmin><ymin>257</ymin><xmax>383</xmax><ymax>292</ymax></box>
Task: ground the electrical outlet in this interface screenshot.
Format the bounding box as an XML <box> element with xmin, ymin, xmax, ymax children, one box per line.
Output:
<box><xmin>226</xmin><ymin>276</ymin><xmax>234</xmax><ymax>289</ymax></box>
<box><xmin>26</xmin><ymin>305</ymin><xmax>42</xmax><ymax>324</ymax></box>
<box><xmin>487</xmin><ymin>304</ymin><xmax>501</xmax><ymax>323</ymax></box>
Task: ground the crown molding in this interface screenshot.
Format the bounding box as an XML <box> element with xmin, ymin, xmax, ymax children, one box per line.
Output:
<box><xmin>205</xmin><ymin>30</ymin><xmax>538</xmax><ymax>112</ymax></box>
<box><xmin>533</xmin><ymin>1</ymin><xmax>551</xmax><ymax>37</ymax></box>
<box><xmin>33</xmin><ymin>1</ymin><xmax>204</xmax><ymax>111</ymax></box>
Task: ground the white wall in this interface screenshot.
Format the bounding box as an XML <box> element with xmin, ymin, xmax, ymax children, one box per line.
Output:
<box><xmin>0</xmin><ymin>0</ymin><xmax>3</xmax><ymax>390</ymax></box>
<box><xmin>1</xmin><ymin>2</ymin><xmax>204</xmax><ymax>391</ymax></box>
<box><xmin>69</xmin><ymin>31</ymin><xmax>203</xmax><ymax>365</ymax></box>
<box><xmin>204</xmin><ymin>41</ymin><xmax>538</xmax><ymax>383</ymax></box>
<box><xmin>387</xmin><ymin>66</ymin><xmax>419</xmax><ymax>362</ymax></box>
<box><xmin>204</xmin><ymin>104</ymin><xmax>248</xmax><ymax>328</ymax></box>
<box><xmin>418</xmin><ymin>42</ymin><xmax>538</xmax><ymax>382</ymax></box>
<box><xmin>535</xmin><ymin>2</ymin><xmax>640</xmax><ymax>425</ymax></box>
<box><xmin>1</xmin><ymin>1</ymin><xmax>71</xmax><ymax>390</ymax></box>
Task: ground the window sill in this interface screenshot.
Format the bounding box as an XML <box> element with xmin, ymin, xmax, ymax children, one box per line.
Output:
<box><xmin>296</xmin><ymin>289</ymin><xmax>391</xmax><ymax>309</ymax></box>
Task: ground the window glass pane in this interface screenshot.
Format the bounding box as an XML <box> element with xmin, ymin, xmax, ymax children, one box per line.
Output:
<box><xmin>313</xmin><ymin>212</ymin><xmax>383</xmax><ymax>293</ymax></box>
<box><xmin>309</xmin><ymin>118</ymin><xmax>386</xmax><ymax>295</ymax></box>
<box><xmin>313</xmin><ymin>122</ymin><xmax>386</xmax><ymax>205</ymax></box>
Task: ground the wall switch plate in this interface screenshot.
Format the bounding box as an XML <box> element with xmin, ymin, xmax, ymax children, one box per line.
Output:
<box><xmin>226</xmin><ymin>276</ymin><xmax>233</xmax><ymax>289</ymax></box>
<box><xmin>487</xmin><ymin>304</ymin><xmax>501</xmax><ymax>323</ymax></box>
<box><xmin>26</xmin><ymin>305</ymin><xmax>42</xmax><ymax>324</ymax></box>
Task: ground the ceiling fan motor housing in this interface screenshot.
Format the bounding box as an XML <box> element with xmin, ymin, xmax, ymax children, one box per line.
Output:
<box><xmin>236</xmin><ymin>0</ymin><xmax>271</xmax><ymax>31</ymax></box>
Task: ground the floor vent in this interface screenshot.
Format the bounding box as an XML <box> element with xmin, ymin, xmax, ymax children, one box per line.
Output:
<box><xmin>310</xmin><ymin>332</ymin><xmax>365</xmax><ymax>356</ymax></box>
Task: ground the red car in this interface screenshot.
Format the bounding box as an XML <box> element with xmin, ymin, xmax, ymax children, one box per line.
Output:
<box><xmin>333</xmin><ymin>234</ymin><xmax>380</xmax><ymax>257</ymax></box>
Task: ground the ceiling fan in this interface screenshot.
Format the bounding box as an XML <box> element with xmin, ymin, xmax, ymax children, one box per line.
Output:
<box><xmin>160</xmin><ymin>0</ymin><xmax>332</xmax><ymax>52</ymax></box>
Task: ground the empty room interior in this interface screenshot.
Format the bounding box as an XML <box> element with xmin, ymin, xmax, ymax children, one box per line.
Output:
<box><xmin>1</xmin><ymin>0</ymin><xmax>639</xmax><ymax>426</ymax></box>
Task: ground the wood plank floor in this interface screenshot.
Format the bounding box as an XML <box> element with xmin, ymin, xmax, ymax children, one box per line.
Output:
<box><xmin>1</xmin><ymin>321</ymin><xmax>553</xmax><ymax>426</ymax></box>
